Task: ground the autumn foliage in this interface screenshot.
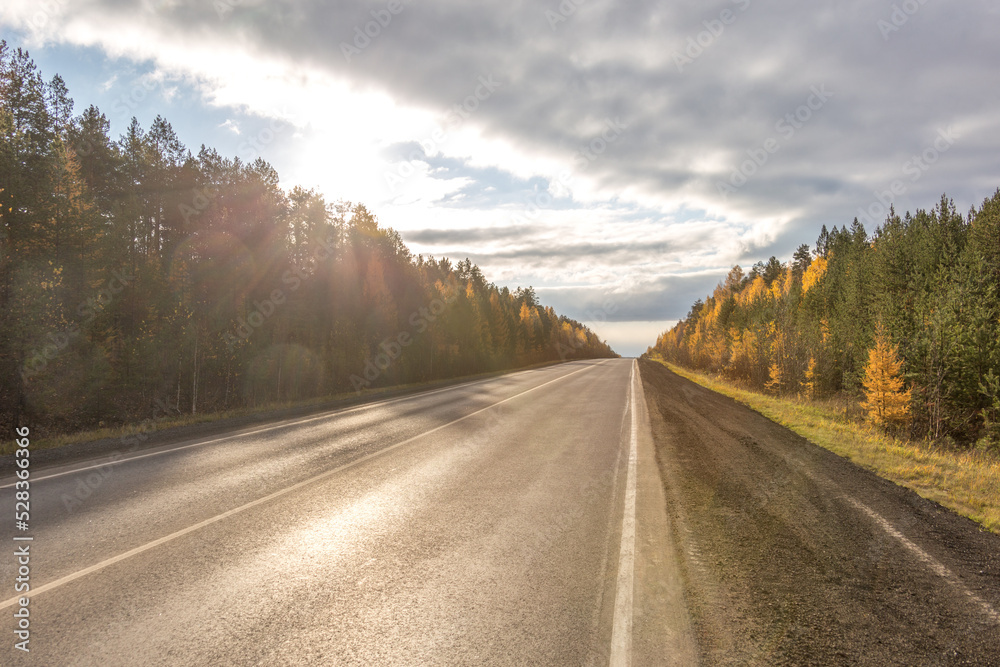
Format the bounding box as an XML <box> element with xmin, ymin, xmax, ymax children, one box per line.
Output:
<box><xmin>860</xmin><ymin>324</ymin><xmax>911</xmax><ymax>430</ymax></box>
<box><xmin>0</xmin><ymin>45</ymin><xmax>616</xmax><ymax>435</ymax></box>
<box><xmin>650</xmin><ymin>191</ymin><xmax>1000</xmax><ymax>447</ymax></box>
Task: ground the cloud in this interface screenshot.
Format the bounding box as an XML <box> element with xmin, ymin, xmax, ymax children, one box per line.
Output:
<box><xmin>404</xmin><ymin>225</ymin><xmax>533</xmax><ymax>246</ymax></box>
<box><xmin>99</xmin><ymin>72</ymin><xmax>118</xmax><ymax>91</ymax></box>
<box><xmin>2</xmin><ymin>0</ymin><xmax>999</xmax><ymax>330</ymax></box>
<box><xmin>536</xmin><ymin>271</ymin><xmax>725</xmax><ymax>324</ymax></box>
<box><xmin>218</xmin><ymin>118</ymin><xmax>241</xmax><ymax>135</ymax></box>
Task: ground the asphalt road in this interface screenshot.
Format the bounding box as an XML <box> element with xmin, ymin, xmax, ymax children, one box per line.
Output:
<box><xmin>2</xmin><ymin>359</ymin><xmax>692</xmax><ymax>666</ymax></box>
<box><xmin>10</xmin><ymin>357</ymin><xmax>993</xmax><ymax>666</ymax></box>
<box><xmin>639</xmin><ymin>358</ymin><xmax>1000</xmax><ymax>666</ymax></box>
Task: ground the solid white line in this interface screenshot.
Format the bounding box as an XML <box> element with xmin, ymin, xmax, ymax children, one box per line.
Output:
<box><xmin>844</xmin><ymin>497</ymin><xmax>1000</xmax><ymax>625</ymax></box>
<box><xmin>0</xmin><ymin>362</ymin><xmax>589</xmax><ymax>489</ymax></box>
<box><xmin>610</xmin><ymin>360</ymin><xmax>638</xmax><ymax>666</ymax></box>
<box><xmin>0</xmin><ymin>361</ymin><xmax>600</xmax><ymax>611</ymax></box>
<box><xmin>793</xmin><ymin>461</ymin><xmax>1000</xmax><ymax>627</ymax></box>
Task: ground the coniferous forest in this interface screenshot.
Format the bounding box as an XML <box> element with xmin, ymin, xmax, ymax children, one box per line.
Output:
<box><xmin>650</xmin><ymin>191</ymin><xmax>1000</xmax><ymax>449</ymax></box>
<box><xmin>0</xmin><ymin>44</ymin><xmax>616</xmax><ymax>436</ymax></box>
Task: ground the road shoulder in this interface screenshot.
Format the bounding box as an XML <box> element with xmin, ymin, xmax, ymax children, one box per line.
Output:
<box><xmin>632</xmin><ymin>360</ymin><xmax>699</xmax><ymax>666</ymax></box>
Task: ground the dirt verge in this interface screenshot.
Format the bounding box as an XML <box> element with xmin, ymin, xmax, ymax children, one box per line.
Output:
<box><xmin>639</xmin><ymin>358</ymin><xmax>1000</xmax><ymax>666</ymax></box>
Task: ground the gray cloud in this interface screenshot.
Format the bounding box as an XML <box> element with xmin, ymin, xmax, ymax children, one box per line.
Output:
<box><xmin>403</xmin><ymin>225</ymin><xmax>533</xmax><ymax>245</ymax></box>
<box><xmin>246</xmin><ymin>0</ymin><xmax>995</xmax><ymax>224</ymax></box>
<box><xmin>8</xmin><ymin>0</ymin><xmax>1000</xmax><ymax>327</ymax></box>
<box><xmin>44</xmin><ymin>2</ymin><xmax>1000</xmax><ymax>216</ymax></box>
<box><xmin>536</xmin><ymin>272</ymin><xmax>725</xmax><ymax>324</ymax></box>
<box><xmin>47</xmin><ymin>8</ymin><xmax>1000</xmax><ymax>173</ymax></box>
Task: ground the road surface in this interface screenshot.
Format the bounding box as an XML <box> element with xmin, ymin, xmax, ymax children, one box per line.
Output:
<box><xmin>2</xmin><ymin>359</ymin><xmax>692</xmax><ymax>665</ymax></box>
<box><xmin>639</xmin><ymin>358</ymin><xmax>1000</xmax><ymax>665</ymax></box>
<box><xmin>5</xmin><ymin>357</ymin><xmax>998</xmax><ymax>665</ymax></box>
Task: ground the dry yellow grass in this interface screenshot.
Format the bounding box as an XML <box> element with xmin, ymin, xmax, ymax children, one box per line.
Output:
<box><xmin>650</xmin><ymin>357</ymin><xmax>1000</xmax><ymax>535</ymax></box>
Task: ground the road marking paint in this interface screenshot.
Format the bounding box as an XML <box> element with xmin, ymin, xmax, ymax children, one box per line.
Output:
<box><xmin>0</xmin><ymin>362</ymin><xmax>594</xmax><ymax>489</ymax></box>
<box><xmin>794</xmin><ymin>461</ymin><xmax>1000</xmax><ymax>626</ymax></box>
<box><xmin>0</xmin><ymin>362</ymin><xmax>600</xmax><ymax>611</ymax></box>
<box><xmin>611</xmin><ymin>360</ymin><xmax>638</xmax><ymax>666</ymax></box>
<box><xmin>844</xmin><ymin>497</ymin><xmax>1000</xmax><ymax>626</ymax></box>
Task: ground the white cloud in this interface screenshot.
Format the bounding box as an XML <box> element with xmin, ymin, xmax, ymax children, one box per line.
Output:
<box><xmin>2</xmin><ymin>0</ymin><xmax>999</xmax><ymax>340</ymax></box>
<box><xmin>99</xmin><ymin>72</ymin><xmax>118</xmax><ymax>92</ymax></box>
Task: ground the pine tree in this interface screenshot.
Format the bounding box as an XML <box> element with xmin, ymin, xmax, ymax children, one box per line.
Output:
<box><xmin>792</xmin><ymin>244</ymin><xmax>812</xmax><ymax>282</ymax></box>
<box><xmin>861</xmin><ymin>324</ymin><xmax>912</xmax><ymax>430</ymax></box>
<box><xmin>815</xmin><ymin>225</ymin><xmax>830</xmax><ymax>258</ymax></box>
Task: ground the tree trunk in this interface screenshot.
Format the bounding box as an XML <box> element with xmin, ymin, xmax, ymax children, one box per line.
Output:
<box><xmin>191</xmin><ymin>333</ymin><xmax>198</xmax><ymax>415</ymax></box>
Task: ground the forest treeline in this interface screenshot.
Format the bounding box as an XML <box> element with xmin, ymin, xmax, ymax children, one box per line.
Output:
<box><xmin>0</xmin><ymin>44</ymin><xmax>616</xmax><ymax>435</ymax></box>
<box><xmin>650</xmin><ymin>191</ymin><xmax>1000</xmax><ymax>448</ymax></box>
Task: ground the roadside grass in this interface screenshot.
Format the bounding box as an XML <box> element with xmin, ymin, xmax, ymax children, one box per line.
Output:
<box><xmin>647</xmin><ymin>356</ymin><xmax>1000</xmax><ymax>535</ymax></box>
<box><xmin>0</xmin><ymin>358</ymin><xmax>574</xmax><ymax>457</ymax></box>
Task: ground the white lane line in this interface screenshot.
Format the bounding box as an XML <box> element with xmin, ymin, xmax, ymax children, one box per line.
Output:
<box><xmin>844</xmin><ymin>497</ymin><xmax>1000</xmax><ymax>626</ymax></box>
<box><xmin>611</xmin><ymin>360</ymin><xmax>638</xmax><ymax>666</ymax></box>
<box><xmin>793</xmin><ymin>461</ymin><xmax>1000</xmax><ymax>626</ymax></box>
<box><xmin>0</xmin><ymin>362</ymin><xmax>600</xmax><ymax>611</ymax></box>
<box><xmin>0</xmin><ymin>362</ymin><xmax>592</xmax><ymax>489</ymax></box>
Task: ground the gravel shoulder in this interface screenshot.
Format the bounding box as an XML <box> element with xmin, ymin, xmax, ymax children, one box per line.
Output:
<box><xmin>638</xmin><ymin>358</ymin><xmax>1000</xmax><ymax>666</ymax></box>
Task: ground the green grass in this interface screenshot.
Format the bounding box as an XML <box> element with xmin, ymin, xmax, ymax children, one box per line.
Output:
<box><xmin>648</xmin><ymin>356</ymin><xmax>1000</xmax><ymax>535</ymax></box>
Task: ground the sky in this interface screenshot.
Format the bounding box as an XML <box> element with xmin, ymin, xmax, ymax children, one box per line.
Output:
<box><xmin>2</xmin><ymin>1</ymin><xmax>999</xmax><ymax>357</ymax></box>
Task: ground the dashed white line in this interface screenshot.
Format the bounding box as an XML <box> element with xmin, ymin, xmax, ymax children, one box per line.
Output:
<box><xmin>0</xmin><ymin>362</ymin><xmax>600</xmax><ymax>611</ymax></box>
<box><xmin>0</xmin><ymin>362</ymin><xmax>594</xmax><ymax>489</ymax></box>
